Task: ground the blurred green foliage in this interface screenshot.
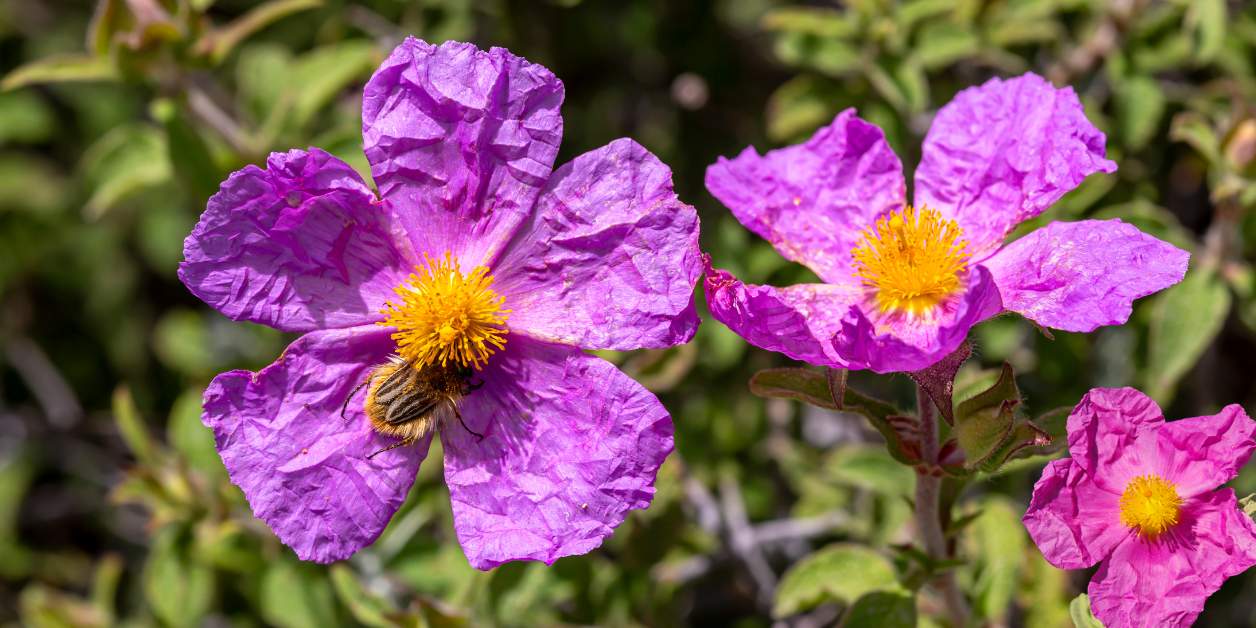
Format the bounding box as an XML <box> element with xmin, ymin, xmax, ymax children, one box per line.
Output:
<box><xmin>2</xmin><ymin>0</ymin><xmax>1256</xmax><ymax>626</ymax></box>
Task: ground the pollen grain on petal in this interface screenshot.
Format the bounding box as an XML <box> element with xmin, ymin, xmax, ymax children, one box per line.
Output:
<box><xmin>379</xmin><ymin>252</ymin><xmax>510</xmax><ymax>370</ymax></box>
<box><xmin>850</xmin><ymin>205</ymin><xmax>970</xmax><ymax>316</ymax></box>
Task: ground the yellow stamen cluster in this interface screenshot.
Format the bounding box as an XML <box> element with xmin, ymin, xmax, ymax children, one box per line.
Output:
<box><xmin>1119</xmin><ymin>474</ymin><xmax>1183</xmax><ymax>538</ymax></box>
<box><xmin>851</xmin><ymin>206</ymin><xmax>970</xmax><ymax>316</ymax></box>
<box><xmin>380</xmin><ymin>252</ymin><xmax>509</xmax><ymax>370</ymax></box>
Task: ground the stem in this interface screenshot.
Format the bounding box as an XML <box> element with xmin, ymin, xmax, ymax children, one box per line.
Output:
<box><xmin>914</xmin><ymin>384</ymin><xmax>970</xmax><ymax>627</ymax></box>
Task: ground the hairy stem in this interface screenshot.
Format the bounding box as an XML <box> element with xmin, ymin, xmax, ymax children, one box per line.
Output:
<box><xmin>914</xmin><ymin>384</ymin><xmax>970</xmax><ymax>627</ymax></box>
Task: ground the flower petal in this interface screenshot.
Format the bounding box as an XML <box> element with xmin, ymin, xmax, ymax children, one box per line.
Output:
<box><xmin>830</xmin><ymin>265</ymin><xmax>1003</xmax><ymax>373</ymax></box>
<box><xmin>442</xmin><ymin>336</ymin><xmax>673</xmax><ymax>570</ymax></box>
<box><xmin>915</xmin><ymin>73</ymin><xmax>1117</xmax><ymax>258</ymax></box>
<box><xmin>705</xmin><ymin>109</ymin><xmax>905</xmax><ymax>283</ymax></box>
<box><xmin>492</xmin><ymin>138</ymin><xmax>701</xmax><ymax>350</ymax></box>
<box><xmin>202</xmin><ymin>327</ymin><xmax>430</xmax><ymax>563</ymax></box>
<box><xmin>703</xmin><ymin>261</ymin><xmax>860</xmax><ymax>368</ymax></box>
<box><xmin>361</xmin><ymin>37</ymin><xmax>564</xmax><ymax>267</ymax></box>
<box><xmin>984</xmin><ymin>219</ymin><xmax>1188</xmax><ymax>332</ymax></box>
<box><xmin>1156</xmin><ymin>405</ymin><xmax>1256</xmax><ymax>498</ymax></box>
<box><xmin>179</xmin><ymin>148</ymin><xmax>410</xmax><ymax>332</ymax></box>
<box><xmin>1023</xmin><ymin>458</ymin><xmax>1129</xmax><ymax>570</ymax></box>
<box><xmin>1088</xmin><ymin>489</ymin><xmax>1256</xmax><ymax>628</ymax></box>
<box><xmin>1066</xmin><ymin>387</ymin><xmax>1164</xmax><ymax>492</ymax></box>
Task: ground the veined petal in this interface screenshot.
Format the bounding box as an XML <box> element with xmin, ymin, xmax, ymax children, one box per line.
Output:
<box><xmin>1065</xmin><ymin>387</ymin><xmax>1164</xmax><ymax>493</ymax></box>
<box><xmin>703</xmin><ymin>262</ymin><xmax>860</xmax><ymax>369</ymax></box>
<box><xmin>984</xmin><ymin>220</ymin><xmax>1188</xmax><ymax>332</ymax></box>
<box><xmin>443</xmin><ymin>336</ymin><xmax>673</xmax><ymax>570</ymax></box>
<box><xmin>1023</xmin><ymin>459</ymin><xmax>1129</xmax><ymax>569</ymax></box>
<box><xmin>915</xmin><ymin>73</ymin><xmax>1117</xmax><ymax>258</ymax></box>
<box><xmin>705</xmin><ymin>109</ymin><xmax>905</xmax><ymax>284</ymax></box>
<box><xmin>362</xmin><ymin>37</ymin><xmax>564</xmax><ymax>268</ymax></box>
<box><xmin>179</xmin><ymin>148</ymin><xmax>410</xmax><ymax>332</ymax></box>
<box><xmin>830</xmin><ymin>265</ymin><xmax>1002</xmax><ymax>373</ymax></box>
<box><xmin>1088</xmin><ymin>489</ymin><xmax>1256</xmax><ymax>628</ymax></box>
<box><xmin>1156</xmin><ymin>405</ymin><xmax>1256</xmax><ymax>498</ymax></box>
<box><xmin>493</xmin><ymin>139</ymin><xmax>701</xmax><ymax>350</ymax></box>
<box><xmin>202</xmin><ymin>327</ymin><xmax>430</xmax><ymax>563</ymax></box>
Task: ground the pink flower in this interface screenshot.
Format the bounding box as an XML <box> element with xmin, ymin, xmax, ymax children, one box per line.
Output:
<box><xmin>179</xmin><ymin>38</ymin><xmax>702</xmax><ymax>568</ymax></box>
<box><xmin>1023</xmin><ymin>388</ymin><xmax>1256</xmax><ymax>627</ymax></box>
<box><xmin>703</xmin><ymin>74</ymin><xmax>1188</xmax><ymax>373</ymax></box>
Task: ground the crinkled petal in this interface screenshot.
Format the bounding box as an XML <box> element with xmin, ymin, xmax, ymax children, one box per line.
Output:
<box><xmin>984</xmin><ymin>220</ymin><xmax>1188</xmax><ymax>332</ymax></box>
<box><xmin>703</xmin><ymin>261</ymin><xmax>860</xmax><ymax>368</ymax></box>
<box><xmin>1088</xmin><ymin>489</ymin><xmax>1256</xmax><ymax>628</ymax></box>
<box><xmin>443</xmin><ymin>336</ymin><xmax>673</xmax><ymax>570</ymax></box>
<box><xmin>1156</xmin><ymin>405</ymin><xmax>1256</xmax><ymax>498</ymax></box>
<box><xmin>1066</xmin><ymin>387</ymin><xmax>1164</xmax><ymax>493</ymax></box>
<box><xmin>179</xmin><ymin>148</ymin><xmax>410</xmax><ymax>332</ymax></box>
<box><xmin>492</xmin><ymin>139</ymin><xmax>701</xmax><ymax>350</ymax></box>
<box><xmin>915</xmin><ymin>73</ymin><xmax>1117</xmax><ymax>258</ymax></box>
<box><xmin>705</xmin><ymin>109</ymin><xmax>905</xmax><ymax>283</ymax></box>
<box><xmin>1023</xmin><ymin>459</ymin><xmax>1129</xmax><ymax>570</ymax></box>
<box><xmin>202</xmin><ymin>327</ymin><xmax>430</xmax><ymax>563</ymax></box>
<box><xmin>830</xmin><ymin>265</ymin><xmax>1003</xmax><ymax>373</ymax></box>
<box><xmin>361</xmin><ymin>37</ymin><xmax>564</xmax><ymax>267</ymax></box>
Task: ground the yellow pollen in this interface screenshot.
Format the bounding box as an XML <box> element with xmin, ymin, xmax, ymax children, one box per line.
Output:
<box><xmin>379</xmin><ymin>252</ymin><xmax>509</xmax><ymax>370</ymax></box>
<box><xmin>1119</xmin><ymin>474</ymin><xmax>1183</xmax><ymax>538</ymax></box>
<box><xmin>851</xmin><ymin>205</ymin><xmax>970</xmax><ymax>316</ymax></box>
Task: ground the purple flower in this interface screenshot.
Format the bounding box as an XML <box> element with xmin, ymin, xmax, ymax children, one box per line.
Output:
<box><xmin>1023</xmin><ymin>388</ymin><xmax>1256</xmax><ymax>627</ymax></box>
<box><xmin>703</xmin><ymin>73</ymin><xmax>1188</xmax><ymax>373</ymax></box>
<box><xmin>179</xmin><ymin>38</ymin><xmax>702</xmax><ymax>568</ymax></box>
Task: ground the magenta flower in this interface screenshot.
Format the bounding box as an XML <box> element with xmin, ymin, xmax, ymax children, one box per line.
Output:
<box><xmin>1023</xmin><ymin>388</ymin><xmax>1256</xmax><ymax>627</ymax></box>
<box><xmin>179</xmin><ymin>38</ymin><xmax>702</xmax><ymax>568</ymax></box>
<box><xmin>704</xmin><ymin>73</ymin><xmax>1188</xmax><ymax>373</ymax></box>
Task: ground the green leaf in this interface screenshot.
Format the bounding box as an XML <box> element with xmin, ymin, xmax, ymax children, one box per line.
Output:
<box><xmin>1144</xmin><ymin>268</ymin><xmax>1231</xmax><ymax>403</ymax></box>
<box><xmin>261</xmin><ymin>557</ymin><xmax>340</xmax><ymax>628</ymax></box>
<box><xmin>113</xmin><ymin>387</ymin><xmax>157</xmax><ymax>465</ymax></box>
<box><xmin>88</xmin><ymin>0</ymin><xmax>125</xmax><ymax>56</ymax></box>
<box><xmin>749</xmin><ymin>368</ymin><xmax>918</xmax><ymax>464</ymax></box>
<box><xmin>1069</xmin><ymin>594</ymin><xmax>1105</xmax><ymax>627</ymax></box>
<box><xmin>1115</xmin><ymin>76</ymin><xmax>1165</xmax><ymax>150</ymax></box>
<box><xmin>773</xmin><ymin>544</ymin><xmax>903</xmax><ymax>618</ymax></box>
<box><xmin>842</xmin><ymin>591</ymin><xmax>916</xmax><ymax>627</ymax></box>
<box><xmin>289</xmin><ymin>40</ymin><xmax>377</xmax><ymax>128</ymax></box>
<box><xmin>1</xmin><ymin>55</ymin><xmax>118</xmax><ymax>91</ymax></box>
<box><xmin>0</xmin><ymin>456</ymin><xmax>34</xmax><ymax>580</ymax></box>
<box><xmin>80</xmin><ymin>124</ymin><xmax>171</xmax><ymax>219</ymax></box>
<box><xmin>153</xmin><ymin>309</ymin><xmax>214</xmax><ymax>377</ymax></box>
<box><xmin>827</xmin><ymin>445</ymin><xmax>915</xmax><ymax>499</ymax></box>
<box><xmin>893</xmin><ymin>60</ymin><xmax>928</xmax><ymax>114</ymax></box>
<box><xmin>143</xmin><ymin>527</ymin><xmax>214</xmax><ymax>628</ymax></box>
<box><xmin>766</xmin><ymin>75</ymin><xmax>842</xmax><ymax>143</ymax></box>
<box><xmin>774</xmin><ymin>33</ymin><xmax>861</xmax><ymax>77</ymax></box>
<box><xmin>913</xmin><ymin>22</ymin><xmax>980</xmax><ymax>70</ymax></box>
<box><xmin>966</xmin><ymin>498</ymin><xmax>1025</xmax><ymax>622</ymax></box>
<box><xmin>154</xmin><ymin>99</ymin><xmax>222</xmax><ymax>204</ymax></box>
<box><xmin>330</xmin><ymin>565</ymin><xmax>396</xmax><ymax>628</ymax></box>
<box><xmin>1171</xmin><ymin>112</ymin><xmax>1222</xmax><ymax>163</ymax></box>
<box><xmin>198</xmin><ymin>0</ymin><xmax>323</xmax><ymax>64</ymax></box>
<box><xmin>167</xmin><ymin>388</ymin><xmax>223</xmax><ymax>477</ymax></box>
<box><xmin>0</xmin><ymin>91</ymin><xmax>55</xmax><ymax>144</ymax></box>
<box><xmin>1187</xmin><ymin>0</ymin><xmax>1226</xmax><ymax>62</ymax></box>
<box><xmin>761</xmin><ymin>7</ymin><xmax>855</xmax><ymax>38</ymax></box>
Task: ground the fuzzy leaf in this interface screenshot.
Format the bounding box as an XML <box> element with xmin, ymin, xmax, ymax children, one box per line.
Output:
<box><xmin>1145</xmin><ymin>268</ymin><xmax>1230</xmax><ymax>403</ymax></box>
<box><xmin>773</xmin><ymin>544</ymin><xmax>903</xmax><ymax>618</ymax></box>
<box><xmin>1</xmin><ymin>55</ymin><xmax>117</xmax><ymax>91</ymax></box>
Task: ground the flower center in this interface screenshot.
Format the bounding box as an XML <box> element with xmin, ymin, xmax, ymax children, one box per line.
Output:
<box><xmin>851</xmin><ymin>206</ymin><xmax>970</xmax><ymax>316</ymax></box>
<box><xmin>379</xmin><ymin>252</ymin><xmax>509</xmax><ymax>370</ymax></box>
<box><xmin>1119</xmin><ymin>474</ymin><xmax>1183</xmax><ymax>538</ymax></box>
